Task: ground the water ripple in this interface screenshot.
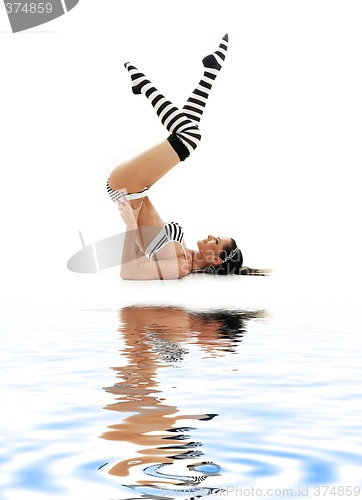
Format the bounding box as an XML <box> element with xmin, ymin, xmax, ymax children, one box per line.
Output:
<box><xmin>2</xmin><ymin>303</ymin><xmax>362</xmax><ymax>499</ymax></box>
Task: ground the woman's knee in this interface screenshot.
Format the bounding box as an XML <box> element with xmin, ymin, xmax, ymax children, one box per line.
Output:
<box><xmin>107</xmin><ymin>171</ymin><xmax>125</xmax><ymax>191</ymax></box>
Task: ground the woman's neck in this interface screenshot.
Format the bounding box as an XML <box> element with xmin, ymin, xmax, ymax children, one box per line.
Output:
<box><xmin>191</xmin><ymin>250</ymin><xmax>209</xmax><ymax>272</ymax></box>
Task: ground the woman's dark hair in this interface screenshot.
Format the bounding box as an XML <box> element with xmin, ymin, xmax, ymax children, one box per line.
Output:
<box><xmin>215</xmin><ymin>238</ymin><xmax>243</xmax><ymax>275</ymax></box>
<box><xmin>196</xmin><ymin>238</ymin><xmax>271</xmax><ymax>276</ymax></box>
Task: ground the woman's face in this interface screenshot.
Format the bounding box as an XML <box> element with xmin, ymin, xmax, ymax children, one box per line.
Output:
<box><xmin>197</xmin><ymin>234</ymin><xmax>233</xmax><ymax>265</ymax></box>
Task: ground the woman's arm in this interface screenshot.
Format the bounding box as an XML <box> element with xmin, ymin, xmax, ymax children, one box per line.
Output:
<box><xmin>121</xmin><ymin>223</ymin><xmax>139</xmax><ymax>273</ymax></box>
<box><xmin>120</xmin><ymin>225</ymin><xmax>184</xmax><ymax>280</ymax></box>
<box><xmin>121</xmin><ymin>257</ymin><xmax>185</xmax><ymax>280</ymax></box>
<box><xmin>117</xmin><ymin>195</ymin><xmax>186</xmax><ymax>280</ymax></box>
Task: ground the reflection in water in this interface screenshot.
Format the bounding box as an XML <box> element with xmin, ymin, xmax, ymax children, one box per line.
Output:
<box><xmin>101</xmin><ymin>306</ymin><xmax>266</xmax><ymax>498</ymax></box>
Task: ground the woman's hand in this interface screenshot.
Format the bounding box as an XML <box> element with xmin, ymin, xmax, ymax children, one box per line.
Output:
<box><xmin>116</xmin><ymin>194</ymin><xmax>143</xmax><ymax>228</ymax></box>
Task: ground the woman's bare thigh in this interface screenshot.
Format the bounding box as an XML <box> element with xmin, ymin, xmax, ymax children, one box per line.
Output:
<box><xmin>136</xmin><ymin>197</ymin><xmax>165</xmax><ymax>252</ymax></box>
<box><xmin>108</xmin><ymin>140</ymin><xmax>179</xmax><ymax>194</ymax></box>
<box><xmin>135</xmin><ymin>198</ymin><xmax>185</xmax><ymax>260</ymax></box>
<box><xmin>138</xmin><ymin>197</ymin><xmax>165</xmax><ymax>228</ymax></box>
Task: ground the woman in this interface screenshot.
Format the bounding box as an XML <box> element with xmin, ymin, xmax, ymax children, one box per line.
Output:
<box><xmin>107</xmin><ymin>34</ymin><xmax>244</xmax><ymax>280</ymax></box>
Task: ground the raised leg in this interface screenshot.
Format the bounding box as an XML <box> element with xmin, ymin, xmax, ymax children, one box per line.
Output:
<box><xmin>182</xmin><ymin>34</ymin><xmax>229</xmax><ymax>123</ymax></box>
<box><xmin>124</xmin><ymin>63</ymin><xmax>201</xmax><ymax>161</ymax></box>
<box><xmin>108</xmin><ymin>139</ymin><xmax>179</xmax><ymax>194</ymax></box>
<box><xmin>107</xmin><ymin>34</ymin><xmax>229</xmax><ymax>207</ymax></box>
<box><xmin>123</xmin><ymin>33</ymin><xmax>229</xmax><ymax>162</ymax></box>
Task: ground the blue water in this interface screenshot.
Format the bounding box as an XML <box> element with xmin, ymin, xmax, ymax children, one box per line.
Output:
<box><xmin>1</xmin><ymin>276</ymin><xmax>362</xmax><ymax>500</ymax></box>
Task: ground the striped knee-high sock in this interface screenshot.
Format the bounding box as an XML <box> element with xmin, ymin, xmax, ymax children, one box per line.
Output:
<box><xmin>124</xmin><ymin>63</ymin><xmax>201</xmax><ymax>161</ymax></box>
<box><xmin>182</xmin><ymin>34</ymin><xmax>229</xmax><ymax>124</ymax></box>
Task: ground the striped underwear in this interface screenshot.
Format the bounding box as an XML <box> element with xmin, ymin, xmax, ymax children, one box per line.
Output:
<box><xmin>106</xmin><ymin>178</ymin><xmax>148</xmax><ymax>202</ymax></box>
<box><xmin>106</xmin><ymin>179</ymin><xmax>187</xmax><ymax>262</ymax></box>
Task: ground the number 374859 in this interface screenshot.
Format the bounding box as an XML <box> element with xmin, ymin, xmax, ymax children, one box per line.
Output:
<box><xmin>5</xmin><ymin>3</ymin><xmax>53</xmax><ymax>14</ymax></box>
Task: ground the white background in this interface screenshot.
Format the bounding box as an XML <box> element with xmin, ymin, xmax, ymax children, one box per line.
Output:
<box><xmin>1</xmin><ymin>0</ymin><xmax>362</xmax><ymax>311</ymax></box>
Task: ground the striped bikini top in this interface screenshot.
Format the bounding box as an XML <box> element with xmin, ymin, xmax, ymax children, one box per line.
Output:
<box><xmin>145</xmin><ymin>222</ymin><xmax>187</xmax><ymax>261</ymax></box>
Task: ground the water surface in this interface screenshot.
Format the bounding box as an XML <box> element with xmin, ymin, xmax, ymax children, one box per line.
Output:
<box><xmin>1</xmin><ymin>277</ymin><xmax>362</xmax><ymax>499</ymax></box>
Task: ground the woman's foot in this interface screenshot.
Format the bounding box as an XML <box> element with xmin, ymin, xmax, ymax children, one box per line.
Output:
<box><xmin>202</xmin><ymin>33</ymin><xmax>228</xmax><ymax>71</ymax></box>
<box><xmin>124</xmin><ymin>62</ymin><xmax>151</xmax><ymax>95</ymax></box>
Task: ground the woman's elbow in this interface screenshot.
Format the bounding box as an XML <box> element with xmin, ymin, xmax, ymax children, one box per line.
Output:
<box><xmin>120</xmin><ymin>267</ymin><xmax>132</xmax><ymax>280</ymax></box>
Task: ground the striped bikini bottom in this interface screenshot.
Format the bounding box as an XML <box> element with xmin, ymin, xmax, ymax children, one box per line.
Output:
<box><xmin>106</xmin><ymin>178</ymin><xmax>148</xmax><ymax>202</ymax></box>
<box><xmin>107</xmin><ymin>178</ymin><xmax>187</xmax><ymax>262</ymax></box>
